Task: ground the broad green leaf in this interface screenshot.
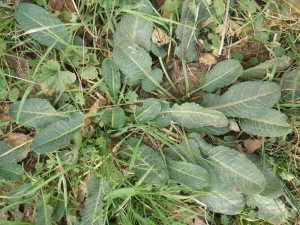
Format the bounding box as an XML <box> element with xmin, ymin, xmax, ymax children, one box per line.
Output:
<box><xmin>99</xmin><ymin>0</ymin><xmax>136</xmax><ymax>8</ymax></box>
<box><xmin>125</xmin><ymin>90</ymin><xmax>138</xmax><ymax>104</ymax></box>
<box><xmin>199</xmin><ymin>185</ymin><xmax>245</xmax><ymax>215</ymax></box>
<box><xmin>79</xmin><ymin>67</ymin><xmax>98</xmax><ymax>80</ymax></box>
<box><xmin>248</xmin><ymin>196</ymin><xmax>288</xmax><ymax>224</ymax></box>
<box><xmin>9</xmin><ymin>98</ymin><xmax>67</xmax><ymax>128</ymax></box>
<box><xmin>39</xmin><ymin>60</ymin><xmax>76</xmax><ymax>91</ymax></box>
<box><xmin>280</xmin><ymin>69</ymin><xmax>300</xmax><ymax>102</ymax></box>
<box><xmin>36</xmin><ymin>196</ymin><xmax>53</xmax><ymax>225</ymax></box>
<box><xmin>0</xmin><ymin>141</ymin><xmax>31</xmax><ymax>164</ymax></box>
<box><xmin>113</xmin><ymin>0</ymin><xmax>153</xmax><ymax>50</ymax></box>
<box><xmin>190</xmin><ymin>134</ymin><xmax>266</xmax><ymax>194</ymax></box>
<box><xmin>79</xmin><ymin>179</ymin><xmax>109</xmax><ymax>225</ymax></box>
<box><xmin>113</xmin><ymin>40</ymin><xmax>163</xmax><ymax>91</ymax></box>
<box><xmin>166</xmin><ymin>102</ymin><xmax>228</xmax><ymax>129</ymax></box>
<box><xmin>175</xmin><ymin>0</ymin><xmax>200</xmax><ymax>62</ymax></box>
<box><xmin>0</xmin><ymin>163</ymin><xmax>23</xmax><ymax>181</ymax></box>
<box><xmin>187</xmin><ymin>125</ymin><xmax>230</xmax><ymax>135</ymax></box>
<box><xmin>135</xmin><ymin>98</ymin><xmax>161</xmax><ymax>124</ymax></box>
<box><xmin>32</xmin><ymin>112</ymin><xmax>84</xmax><ymax>153</ymax></box>
<box><xmin>248</xmin><ymin>155</ymin><xmax>283</xmax><ymax>199</ymax></box>
<box><xmin>163</xmin><ymin>139</ymin><xmax>202</xmax><ymax>165</ymax></box>
<box><xmin>62</xmin><ymin>46</ymin><xmax>86</xmax><ymax>67</ymax></box>
<box><xmin>54</xmin><ymin>193</ymin><xmax>65</xmax><ymax>221</ymax></box>
<box><xmin>14</xmin><ymin>3</ymin><xmax>71</xmax><ymax>50</ymax></box>
<box><xmin>200</xmin><ymin>59</ymin><xmax>243</xmax><ymax>92</ymax></box>
<box><xmin>101</xmin><ymin>107</ymin><xmax>125</xmax><ymax>129</ymax></box>
<box><xmin>202</xmin><ymin>81</ymin><xmax>281</xmax><ymax>118</ymax></box>
<box><xmin>102</xmin><ymin>58</ymin><xmax>121</xmax><ymax>101</ymax></box>
<box><xmin>241</xmin><ymin>56</ymin><xmax>291</xmax><ymax>80</ymax></box>
<box><xmin>206</xmin><ymin>145</ymin><xmax>266</xmax><ymax>194</ymax></box>
<box><xmin>133</xmin><ymin>145</ymin><xmax>169</xmax><ymax>186</ymax></box>
<box><xmin>154</xmin><ymin>102</ymin><xmax>172</xmax><ymax>128</ymax></box>
<box><xmin>240</xmin><ymin>109</ymin><xmax>292</xmax><ymax>137</ymax></box>
<box><xmin>3</xmin><ymin>183</ymin><xmax>34</xmax><ymax>204</ymax></box>
<box><xmin>166</xmin><ymin>158</ymin><xmax>209</xmax><ymax>190</ymax></box>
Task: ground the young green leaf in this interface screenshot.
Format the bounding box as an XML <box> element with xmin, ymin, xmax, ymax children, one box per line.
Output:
<box><xmin>202</xmin><ymin>81</ymin><xmax>281</xmax><ymax>118</ymax></box>
<box><xmin>32</xmin><ymin>112</ymin><xmax>84</xmax><ymax>153</ymax></box>
<box><xmin>166</xmin><ymin>102</ymin><xmax>228</xmax><ymax>129</ymax></box>
<box><xmin>14</xmin><ymin>3</ymin><xmax>71</xmax><ymax>50</ymax></box>
<box><xmin>79</xmin><ymin>179</ymin><xmax>109</xmax><ymax>225</ymax></box>
<box><xmin>79</xmin><ymin>67</ymin><xmax>98</xmax><ymax>80</ymax></box>
<box><xmin>133</xmin><ymin>145</ymin><xmax>169</xmax><ymax>186</ymax></box>
<box><xmin>0</xmin><ymin>163</ymin><xmax>23</xmax><ymax>181</ymax></box>
<box><xmin>175</xmin><ymin>0</ymin><xmax>200</xmax><ymax>62</ymax></box>
<box><xmin>241</xmin><ymin>56</ymin><xmax>291</xmax><ymax>80</ymax></box>
<box><xmin>200</xmin><ymin>59</ymin><xmax>243</xmax><ymax>92</ymax></box>
<box><xmin>36</xmin><ymin>196</ymin><xmax>53</xmax><ymax>225</ymax></box>
<box><xmin>101</xmin><ymin>107</ymin><xmax>125</xmax><ymax>129</ymax></box>
<box><xmin>102</xmin><ymin>58</ymin><xmax>121</xmax><ymax>101</ymax></box>
<box><xmin>113</xmin><ymin>0</ymin><xmax>153</xmax><ymax>50</ymax></box>
<box><xmin>39</xmin><ymin>60</ymin><xmax>76</xmax><ymax>91</ymax></box>
<box><xmin>9</xmin><ymin>98</ymin><xmax>67</xmax><ymax>128</ymax></box>
<box><xmin>113</xmin><ymin>40</ymin><xmax>163</xmax><ymax>91</ymax></box>
<box><xmin>166</xmin><ymin>158</ymin><xmax>209</xmax><ymax>190</ymax></box>
<box><xmin>240</xmin><ymin>109</ymin><xmax>292</xmax><ymax>137</ymax></box>
<box><xmin>135</xmin><ymin>98</ymin><xmax>161</xmax><ymax>124</ymax></box>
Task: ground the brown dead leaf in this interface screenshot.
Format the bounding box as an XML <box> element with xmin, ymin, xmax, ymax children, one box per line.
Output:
<box><xmin>199</xmin><ymin>53</ymin><xmax>218</xmax><ymax>67</ymax></box>
<box><xmin>4</xmin><ymin>133</ymin><xmax>32</xmax><ymax>147</ymax></box>
<box><xmin>216</xmin><ymin>19</ymin><xmax>241</xmax><ymax>37</ymax></box>
<box><xmin>49</xmin><ymin>0</ymin><xmax>64</xmax><ymax>11</ymax></box>
<box><xmin>229</xmin><ymin>119</ymin><xmax>240</xmax><ymax>132</ymax></box>
<box><xmin>235</xmin><ymin>143</ymin><xmax>246</xmax><ymax>156</ymax></box>
<box><xmin>0</xmin><ymin>113</ymin><xmax>11</xmax><ymax>121</ymax></box>
<box><xmin>89</xmin><ymin>96</ymin><xmax>108</xmax><ymax>114</ymax></box>
<box><xmin>244</xmin><ymin>139</ymin><xmax>262</xmax><ymax>153</ymax></box>
<box><xmin>152</xmin><ymin>27</ymin><xmax>170</xmax><ymax>47</ymax></box>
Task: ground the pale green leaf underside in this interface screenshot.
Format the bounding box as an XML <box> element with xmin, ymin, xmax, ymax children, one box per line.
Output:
<box><xmin>166</xmin><ymin>102</ymin><xmax>228</xmax><ymax>129</ymax></box>
<box><xmin>248</xmin><ymin>155</ymin><xmax>283</xmax><ymax>199</ymax></box>
<box><xmin>0</xmin><ymin>142</ymin><xmax>31</xmax><ymax>164</ymax></box>
<box><xmin>36</xmin><ymin>197</ymin><xmax>53</xmax><ymax>225</ymax></box>
<box><xmin>14</xmin><ymin>3</ymin><xmax>71</xmax><ymax>50</ymax></box>
<box><xmin>79</xmin><ymin>179</ymin><xmax>107</xmax><ymax>225</ymax></box>
<box><xmin>280</xmin><ymin>70</ymin><xmax>300</xmax><ymax>102</ymax></box>
<box><xmin>240</xmin><ymin>109</ymin><xmax>292</xmax><ymax>137</ymax></box>
<box><xmin>0</xmin><ymin>163</ymin><xmax>23</xmax><ymax>181</ymax></box>
<box><xmin>40</xmin><ymin>70</ymin><xmax>76</xmax><ymax>91</ymax></box>
<box><xmin>207</xmin><ymin>145</ymin><xmax>266</xmax><ymax>194</ymax></box>
<box><xmin>251</xmin><ymin>195</ymin><xmax>288</xmax><ymax>224</ymax></box>
<box><xmin>102</xmin><ymin>58</ymin><xmax>121</xmax><ymax>101</ymax></box>
<box><xmin>199</xmin><ymin>186</ymin><xmax>245</xmax><ymax>215</ymax></box>
<box><xmin>134</xmin><ymin>145</ymin><xmax>169</xmax><ymax>186</ymax></box>
<box><xmin>113</xmin><ymin>40</ymin><xmax>162</xmax><ymax>91</ymax></box>
<box><xmin>166</xmin><ymin>158</ymin><xmax>209</xmax><ymax>190</ymax></box>
<box><xmin>113</xmin><ymin>14</ymin><xmax>153</xmax><ymax>51</ymax></box>
<box><xmin>201</xmin><ymin>59</ymin><xmax>243</xmax><ymax>92</ymax></box>
<box><xmin>3</xmin><ymin>183</ymin><xmax>34</xmax><ymax>204</ymax></box>
<box><xmin>241</xmin><ymin>56</ymin><xmax>291</xmax><ymax>80</ymax></box>
<box><xmin>175</xmin><ymin>0</ymin><xmax>200</xmax><ymax>62</ymax></box>
<box><xmin>80</xmin><ymin>67</ymin><xmax>98</xmax><ymax>80</ymax></box>
<box><xmin>113</xmin><ymin>0</ymin><xmax>153</xmax><ymax>50</ymax></box>
<box><xmin>135</xmin><ymin>98</ymin><xmax>161</xmax><ymax>124</ymax></box>
<box><xmin>9</xmin><ymin>98</ymin><xmax>67</xmax><ymax>128</ymax></box>
<box><xmin>101</xmin><ymin>107</ymin><xmax>125</xmax><ymax>129</ymax></box>
<box><xmin>202</xmin><ymin>81</ymin><xmax>281</xmax><ymax>118</ymax></box>
<box><xmin>32</xmin><ymin>113</ymin><xmax>84</xmax><ymax>153</ymax></box>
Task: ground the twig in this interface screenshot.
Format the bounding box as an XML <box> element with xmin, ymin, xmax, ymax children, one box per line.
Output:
<box><xmin>218</xmin><ymin>0</ymin><xmax>231</xmax><ymax>56</ymax></box>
